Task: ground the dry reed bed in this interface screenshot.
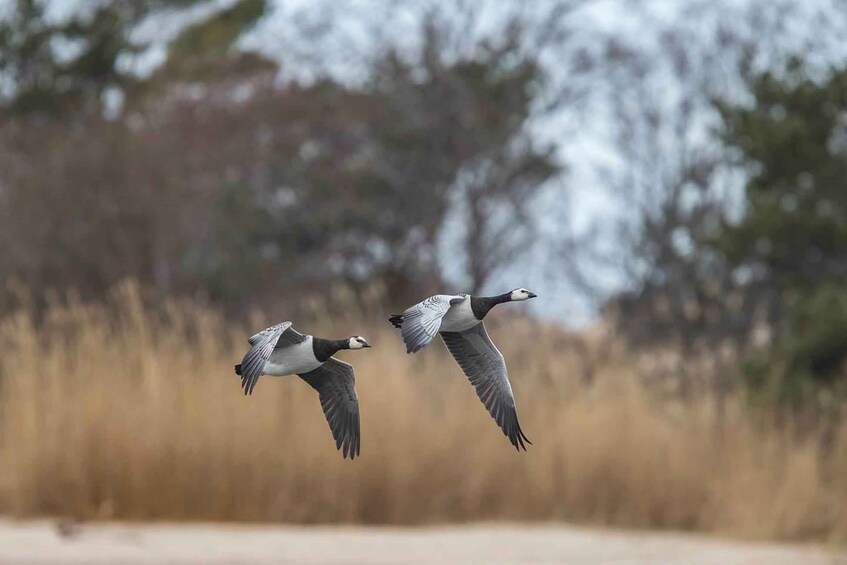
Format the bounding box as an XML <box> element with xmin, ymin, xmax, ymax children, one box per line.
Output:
<box><xmin>0</xmin><ymin>284</ymin><xmax>846</xmax><ymax>543</ymax></box>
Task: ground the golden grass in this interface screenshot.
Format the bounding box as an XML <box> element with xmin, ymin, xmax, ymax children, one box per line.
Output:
<box><xmin>1</xmin><ymin>282</ymin><xmax>846</xmax><ymax>543</ymax></box>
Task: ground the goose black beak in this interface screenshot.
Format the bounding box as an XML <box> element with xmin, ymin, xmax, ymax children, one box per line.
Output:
<box><xmin>528</xmin><ymin>292</ymin><xmax>538</xmax><ymax>298</ymax></box>
<box><xmin>363</xmin><ymin>343</ymin><xmax>372</xmax><ymax>348</ymax></box>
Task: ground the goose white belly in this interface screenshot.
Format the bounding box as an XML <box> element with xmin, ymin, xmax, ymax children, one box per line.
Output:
<box><xmin>440</xmin><ymin>297</ymin><xmax>480</xmax><ymax>333</ymax></box>
<box><xmin>263</xmin><ymin>337</ymin><xmax>323</xmax><ymax>376</ymax></box>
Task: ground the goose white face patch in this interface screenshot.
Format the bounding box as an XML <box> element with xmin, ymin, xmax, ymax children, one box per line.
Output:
<box><xmin>510</xmin><ymin>288</ymin><xmax>536</xmax><ymax>301</ymax></box>
<box><xmin>348</xmin><ymin>336</ymin><xmax>371</xmax><ymax>349</ymax></box>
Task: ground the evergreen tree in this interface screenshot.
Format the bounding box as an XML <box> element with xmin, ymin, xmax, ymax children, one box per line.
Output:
<box><xmin>717</xmin><ymin>61</ymin><xmax>847</xmax><ymax>385</ymax></box>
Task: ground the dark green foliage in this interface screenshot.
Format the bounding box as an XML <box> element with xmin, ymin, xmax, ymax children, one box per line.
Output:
<box><xmin>170</xmin><ymin>0</ymin><xmax>265</xmax><ymax>59</ymax></box>
<box><xmin>186</xmin><ymin>183</ymin><xmax>272</xmax><ymax>303</ymax></box>
<box><xmin>162</xmin><ymin>0</ymin><xmax>269</xmax><ymax>80</ymax></box>
<box><xmin>717</xmin><ymin>62</ymin><xmax>847</xmax><ymax>389</ymax></box>
<box><xmin>782</xmin><ymin>286</ymin><xmax>847</xmax><ymax>380</ymax></box>
<box><xmin>0</xmin><ymin>0</ymin><xmax>265</xmax><ymax>117</ymax></box>
<box><xmin>0</xmin><ymin>0</ymin><xmax>87</xmax><ymax>117</ymax></box>
<box><xmin>717</xmin><ymin>62</ymin><xmax>847</xmax><ymax>292</ymax></box>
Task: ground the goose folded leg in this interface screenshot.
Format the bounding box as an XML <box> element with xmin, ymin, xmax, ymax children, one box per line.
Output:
<box><xmin>299</xmin><ymin>358</ymin><xmax>361</xmax><ymax>459</ymax></box>
<box><xmin>440</xmin><ymin>323</ymin><xmax>531</xmax><ymax>451</ymax></box>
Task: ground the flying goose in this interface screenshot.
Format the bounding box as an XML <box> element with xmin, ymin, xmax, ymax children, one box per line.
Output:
<box><xmin>234</xmin><ymin>322</ymin><xmax>371</xmax><ymax>459</ymax></box>
<box><xmin>389</xmin><ymin>289</ymin><xmax>537</xmax><ymax>450</ymax></box>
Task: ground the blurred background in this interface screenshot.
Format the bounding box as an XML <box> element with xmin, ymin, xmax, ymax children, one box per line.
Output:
<box><xmin>2</xmin><ymin>0</ymin><xmax>847</xmax><ymax>547</ymax></box>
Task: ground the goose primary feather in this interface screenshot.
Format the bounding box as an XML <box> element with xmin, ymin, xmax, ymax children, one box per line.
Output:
<box><xmin>389</xmin><ymin>288</ymin><xmax>536</xmax><ymax>450</ymax></box>
<box><xmin>234</xmin><ymin>322</ymin><xmax>371</xmax><ymax>459</ymax></box>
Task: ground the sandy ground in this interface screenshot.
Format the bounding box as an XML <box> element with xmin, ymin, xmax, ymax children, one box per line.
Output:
<box><xmin>0</xmin><ymin>520</ymin><xmax>845</xmax><ymax>565</ymax></box>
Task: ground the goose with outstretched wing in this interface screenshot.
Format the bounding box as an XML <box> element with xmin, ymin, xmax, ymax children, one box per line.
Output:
<box><xmin>389</xmin><ymin>289</ymin><xmax>536</xmax><ymax>450</ymax></box>
<box><xmin>235</xmin><ymin>322</ymin><xmax>371</xmax><ymax>459</ymax></box>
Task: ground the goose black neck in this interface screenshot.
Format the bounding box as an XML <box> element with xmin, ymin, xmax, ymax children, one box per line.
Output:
<box><xmin>312</xmin><ymin>338</ymin><xmax>347</xmax><ymax>362</ymax></box>
<box><xmin>470</xmin><ymin>293</ymin><xmax>512</xmax><ymax>320</ymax></box>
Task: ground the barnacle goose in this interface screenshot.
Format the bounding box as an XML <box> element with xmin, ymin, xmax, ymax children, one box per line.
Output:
<box><xmin>234</xmin><ymin>322</ymin><xmax>371</xmax><ymax>459</ymax></box>
<box><xmin>389</xmin><ymin>289</ymin><xmax>537</xmax><ymax>450</ymax></box>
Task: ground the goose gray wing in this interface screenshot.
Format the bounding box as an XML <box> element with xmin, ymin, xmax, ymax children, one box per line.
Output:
<box><xmin>240</xmin><ymin>321</ymin><xmax>303</xmax><ymax>395</ymax></box>
<box><xmin>392</xmin><ymin>294</ymin><xmax>466</xmax><ymax>353</ymax></box>
<box><xmin>274</xmin><ymin>325</ymin><xmax>308</xmax><ymax>348</ymax></box>
<box><xmin>440</xmin><ymin>323</ymin><xmax>531</xmax><ymax>451</ymax></box>
<box><xmin>299</xmin><ymin>358</ymin><xmax>361</xmax><ymax>460</ymax></box>
<box><xmin>247</xmin><ymin>322</ymin><xmax>306</xmax><ymax>347</ymax></box>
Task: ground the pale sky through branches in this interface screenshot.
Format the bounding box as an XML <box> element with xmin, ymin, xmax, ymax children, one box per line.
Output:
<box><xmin>12</xmin><ymin>0</ymin><xmax>847</xmax><ymax>325</ymax></box>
